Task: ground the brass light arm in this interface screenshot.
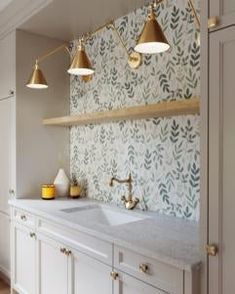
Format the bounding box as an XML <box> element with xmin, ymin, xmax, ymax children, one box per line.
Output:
<box><xmin>109</xmin><ymin>21</ymin><xmax>130</xmax><ymax>56</ymax></box>
<box><xmin>83</xmin><ymin>20</ymin><xmax>142</xmax><ymax>69</ymax></box>
<box><xmin>36</xmin><ymin>43</ymin><xmax>71</xmax><ymax>64</ymax></box>
<box><xmin>187</xmin><ymin>0</ymin><xmax>200</xmax><ymax>29</ymax></box>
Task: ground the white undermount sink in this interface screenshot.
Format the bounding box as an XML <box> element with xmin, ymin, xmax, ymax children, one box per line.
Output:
<box><xmin>60</xmin><ymin>205</ymin><xmax>144</xmax><ymax>226</ymax></box>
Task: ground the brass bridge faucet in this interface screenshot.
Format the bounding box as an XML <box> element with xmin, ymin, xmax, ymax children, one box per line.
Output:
<box><xmin>109</xmin><ymin>174</ymin><xmax>139</xmax><ymax>210</ymax></box>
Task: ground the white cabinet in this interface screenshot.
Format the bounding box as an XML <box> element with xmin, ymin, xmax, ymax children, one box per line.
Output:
<box><xmin>72</xmin><ymin>249</ymin><xmax>112</xmax><ymax>294</ymax></box>
<box><xmin>37</xmin><ymin>235</ymin><xmax>70</xmax><ymax>294</ymax></box>
<box><xmin>0</xmin><ymin>96</ymin><xmax>15</xmax><ymax>213</ymax></box>
<box><xmin>114</xmin><ymin>272</ymin><xmax>165</xmax><ymax>294</ymax></box>
<box><xmin>12</xmin><ymin>223</ymin><xmax>36</xmax><ymax>294</ymax></box>
<box><xmin>10</xmin><ymin>208</ymin><xmax>198</xmax><ymax>294</ymax></box>
<box><xmin>0</xmin><ymin>32</ymin><xmax>15</xmax><ymax>100</ymax></box>
<box><xmin>0</xmin><ymin>212</ymin><xmax>10</xmax><ymax>277</ymax></box>
<box><xmin>208</xmin><ymin>26</ymin><xmax>235</xmax><ymax>294</ymax></box>
<box><xmin>0</xmin><ymin>95</ymin><xmax>15</xmax><ymax>278</ymax></box>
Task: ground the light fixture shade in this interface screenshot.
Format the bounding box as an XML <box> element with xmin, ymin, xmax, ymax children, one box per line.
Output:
<box><xmin>135</xmin><ymin>9</ymin><xmax>170</xmax><ymax>54</ymax></box>
<box><xmin>26</xmin><ymin>63</ymin><xmax>48</xmax><ymax>89</ymax></box>
<box><xmin>68</xmin><ymin>44</ymin><xmax>94</xmax><ymax>76</ymax></box>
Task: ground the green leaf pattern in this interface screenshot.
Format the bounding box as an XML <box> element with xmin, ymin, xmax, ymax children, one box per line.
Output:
<box><xmin>70</xmin><ymin>0</ymin><xmax>200</xmax><ymax>221</ymax></box>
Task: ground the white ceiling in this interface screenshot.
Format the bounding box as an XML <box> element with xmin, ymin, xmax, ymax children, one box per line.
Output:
<box><xmin>0</xmin><ymin>0</ymin><xmax>14</xmax><ymax>12</ymax></box>
<box><xmin>19</xmin><ymin>0</ymin><xmax>144</xmax><ymax>41</ymax></box>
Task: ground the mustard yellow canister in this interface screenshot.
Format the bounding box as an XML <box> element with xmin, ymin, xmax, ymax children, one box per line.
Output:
<box><xmin>42</xmin><ymin>184</ymin><xmax>55</xmax><ymax>200</ymax></box>
<box><xmin>69</xmin><ymin>185</ymin><xmax>81</xmax><ymax>199</ymax></box>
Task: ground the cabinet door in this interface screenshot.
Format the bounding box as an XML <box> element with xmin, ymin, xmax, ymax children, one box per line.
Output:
<box><xmin>114</xmin><ymin>272</ymin><xmax>166</xmax><ymax>294</ymax></box>
<box><xmin>12</xmin><ymin>224</ymin><xmax>36</xmax><ymax>294</ymax></box>
<box><xmin>210</xmin><ymin>0</ymin><xmax>235</xmax><ymax>29</ymax></box>
<box><xmin>73</xmin><ymin>250</ymin><xmax>112</xmax><ymax>294</ymax></box>
<box><xmin>37</xmin><ymin>235</ymin><xmax>69</xmax><ymax>294</ymax></box>
<box><xmin>0</xmin><ymin>212</ymin><xmax>10</xmax><ymax>277</ymax></box>
<box><xmin>209</xmin><ymin>26</ymin><xmax>235</xmax><ymax>294</ymax></box>
<box><xmin>0</xmin><ymin>96</ymin><xmax>15</xmax><ymax>214</ymax></box>
<box><xmin>0</xmin><ymin>32</ymin><xmax>15</xmax><ymax>100</ymax></box>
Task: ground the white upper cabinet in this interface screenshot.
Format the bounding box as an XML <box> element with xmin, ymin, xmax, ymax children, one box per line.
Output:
<box><xmin>0</xmin><ymin>96</ymin><xmax>15</xmax><ymax>213</ymax></box>
<box><xmin>0</xmin><ymin>31</ymin><xmax>15</xmax><ymax>100</ymax></box>
<box><xmin>210</xmin><ymin>0</ymin><xmax>235</xmax><ymax>30</ymax></box>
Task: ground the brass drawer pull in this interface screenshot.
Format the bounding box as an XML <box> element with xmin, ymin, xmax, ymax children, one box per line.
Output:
<box><xmin>139</xmin><ymin>263</ymin><xmax>149</xmax><ymax>273</ymax></box>
<box><xmin>208</xmin><ymin>16</ymin><xmax>219</xmax><ymax>29</ymax></box>
<box><xmin>20</xmin><ymin>215</ymin><xmax>27</xmax><ymax>221</ymax></box>
<box><xmin>206</xmin><ymin>244</ymin><xmax>218</xmax><ymax>256</ymax></box>
<box><xmin>29</xmin><ymin>232</ymin><xmax>36</xmax><ymax>238</ymax></box>
<box><xmin>110</xmin><ymin>271</ymin><xmax>119</xmax><ymax>280</ymax></box>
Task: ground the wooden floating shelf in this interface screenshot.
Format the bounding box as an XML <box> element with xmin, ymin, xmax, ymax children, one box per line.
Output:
<box><xmin>43</xmin><ymin>97</ymin><xmax>200</xmax><ymax>127</ymax></box>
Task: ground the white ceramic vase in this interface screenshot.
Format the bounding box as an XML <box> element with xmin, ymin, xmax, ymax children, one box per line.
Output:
<box><xmin>54</xmin><ymin>168</ymin><xmax>70</xmax><ymax>197</ymax></box>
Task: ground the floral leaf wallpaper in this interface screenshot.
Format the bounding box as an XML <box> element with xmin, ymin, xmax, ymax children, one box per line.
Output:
<box><xmin>70</xmin><ymin>0</ymin><xmax>200</xmax><ymax>221</ymax></box>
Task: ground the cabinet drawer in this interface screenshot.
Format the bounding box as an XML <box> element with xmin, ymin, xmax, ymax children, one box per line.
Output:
<box><xmin>13</xmin><ymin>208</ymin><xmax>35</xmax><ymax>228</ymax></box>
<box><xmin>37</xmin><ymin>218</ymin><xmax>112</xmax><ymax>265</ymax></box>
<box><xmin>114</xmin><ymin>246</ymin><xmax>183</xmax><ymax>294</ymax></box>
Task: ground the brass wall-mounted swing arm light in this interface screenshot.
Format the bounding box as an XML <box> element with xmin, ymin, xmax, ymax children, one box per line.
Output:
<box><xmin>27</xmin><ymin>44</ymin><xmax>71</xmax><ymax>89</ymax></box>
<box><xmin>135</xmin><ymin>1</ymin><xmax>170</xmax><ymax>54</ymax></box>
<box><xmin>27</xmin><ymin>0</ymin><xmax>200</xmax><ymax>89</ymax></box>
<box><xmin>27</xmin><ymin>19</ymin><xmax>142</xmax><ymax>89</ymax></box>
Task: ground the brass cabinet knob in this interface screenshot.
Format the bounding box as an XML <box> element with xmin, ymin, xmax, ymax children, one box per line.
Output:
<box><xmin>206</xmin><ymin>244</ymin><xmax>218</xmax><ymax>256</ymax></box>
<box><xmin>29</xmin><ymin>232</ymin><xmax>36</xmax><ymax>238</ymax></box>
<box><xmin>20</xmin><ymin>215</ymin><xmax>27</xmax><ymax>221</ymax></box>
<box><xmin>110</xmin><ymin>271</ymin><xmax>119</xmax><ymax>280</ymax></box>
<box><xmin>139</xmin><ymin>263</ymin><xmax>149</xmax><ymax>273</ymax></box>
<box><xmin>208</xmin><ymin>16</ymin><xmax>219</xmax><ymax>29</ymax></box>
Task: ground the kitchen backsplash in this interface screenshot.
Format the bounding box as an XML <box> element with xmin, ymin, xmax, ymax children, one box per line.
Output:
<box><xmin>70</xmin><ymin>0</ymin><xmax>200</xmax><ymax>221</ymax></box>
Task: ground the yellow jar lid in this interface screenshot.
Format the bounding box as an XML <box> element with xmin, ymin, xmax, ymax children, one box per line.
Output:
<box><xmin>42</xmin><ymin>184</ymin><xmax>55</xmax><ymax>188</ymax></box>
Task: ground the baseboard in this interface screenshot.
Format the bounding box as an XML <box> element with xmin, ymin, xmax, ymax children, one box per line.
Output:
<box><xmin>0</xmin><ymin>267</ymin><xmax>10</xmax><ymax>285</ymax></box>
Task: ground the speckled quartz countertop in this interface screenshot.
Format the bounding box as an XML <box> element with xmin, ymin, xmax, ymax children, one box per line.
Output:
<box><xmin>9</xmin><ymin>198</ymin><xmax>201</xmax><ymax>272</ymax></box>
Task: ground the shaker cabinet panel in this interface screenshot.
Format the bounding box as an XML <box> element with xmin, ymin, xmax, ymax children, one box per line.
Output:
<box><xmin>0</xmin><ymin>32</ymin><xmax>15</xmax><ymax>100</ymax></box>
<box><xmin>37</xmin><ymin>235</ymin><xmax>69</xmax><ymax>294</ymax></box>
<box><xmin>73</xmin><ymin>250</ymin><xmax>112</xmax><ymax>294</ymax></box>
<box><xmin>0</xmin><ymin>96</ymin><xmax>15</xmax><ymax>214</ymax></box>
<box><xmin>13</xmin><ymin>224</ymin><xmax>36</xmax><ymax>294</ymax></box>
<box><xmin>0</xmin><ymin>213</ymin><xmax>10</xmax><ymax>277</ymax></box>
<box><xmin>114</xmin><ymin>272</ymin><xmax>166</xmax><ymax>294</ymax></box>
<box><xmin>209</xmin><ymin>26</ymin><xmax>235</xmax><ymax>294</ymax></box>
<box><xmin>210</xmin><ymin>0</ymin><xmax>235</xmax><ymax>30</ymax></box>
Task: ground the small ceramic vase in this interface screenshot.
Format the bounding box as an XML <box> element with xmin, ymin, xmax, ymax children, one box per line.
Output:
<box><xmin>54</xmin><ymin>168</ymin><xmax>70</xmax><ymax>197</ymax></box>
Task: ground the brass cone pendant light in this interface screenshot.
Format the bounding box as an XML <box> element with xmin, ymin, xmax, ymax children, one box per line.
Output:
<box><xmin>135</xmin><ymin>4</ymin><xmax>170</xmax><ymax>54</ymax></box>
<box><xmin>68</xmin><ymin>39</ymin><xmax>94</xmax><ymax>76</ymax></box>
<box><xmin>26</xmin><ymin>62</ymin><xmax>48</xmax><ymax>89</ymax></box>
